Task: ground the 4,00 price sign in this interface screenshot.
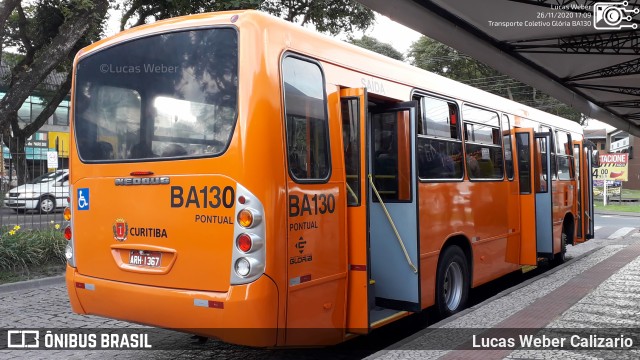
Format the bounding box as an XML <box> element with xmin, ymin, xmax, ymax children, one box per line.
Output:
<box><xmin>592</xmin><ymin>153</ymin><xmax>628</xmax><ymax>181</ymax></box>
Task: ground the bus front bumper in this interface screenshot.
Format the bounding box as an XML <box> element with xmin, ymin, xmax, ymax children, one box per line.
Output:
<box><xmin>66</xmin><ymin>266</ymin><xmax>279</xmax><ymax>347</ymax></box>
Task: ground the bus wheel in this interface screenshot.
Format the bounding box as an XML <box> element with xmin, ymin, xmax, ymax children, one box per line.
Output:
<box><xmin>554</xmin><ymin>230</ymin><xmax>567</xmax><ymax>265</ymax></box>
<box><xmin>436</xmin><ymin>245</ymin><xmax>469</xmax><ymax>318</ymax></box>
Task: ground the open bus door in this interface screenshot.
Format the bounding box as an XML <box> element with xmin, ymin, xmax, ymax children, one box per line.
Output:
<box><xmin>573</xmin><ymin>139</ymin><xmax>595</xmax><ymax>243</ymax></box>
<box><xmin>584</xmin><ymin>142</ymin><xmax>596</xmax><ymax>240</ymax></box>
<box><xmin>339</xmin><ymin>88</ymin><xmax>370</xmax><ymax>334</ymax></box>
<box><xmin>338</xmin><ymin>92</ymin><xmax>420</xmax><ymax>332</ymax></box>
<box><xmin>515</xmin><ymin>128</ymin><xmax>554</xmax><ymax>265</ymax></box>
<box><xmin>367</xmin><ymin>101</ymin><xmax>421</xmax><ymax>320</ymax></box>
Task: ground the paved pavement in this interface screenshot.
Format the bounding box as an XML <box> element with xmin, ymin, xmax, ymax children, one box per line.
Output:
<box><xmin>0</xmin><ymin>211</ymin><xmax>637</xmax><ymax>359</ymax></box>
<box><xmin>369</xmin><ymin>212</ymin><xmax>640</xmax><ymax>360</ymax></box>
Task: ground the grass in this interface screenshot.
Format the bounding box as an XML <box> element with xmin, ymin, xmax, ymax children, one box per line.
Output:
<box><xmin>0</xmin><ymin>223</ymin><xmax>67</xmax><ymax>285</ymax></box>
<box><xmin>595</xmin><ymin>202</ymin><xmax>640</xmax><ymax>213</ymax></box>
<box><xmin>593</xmin><ymin>187</ymin><xmax>640</xmax><ymax>213</ymax></box>
<box><xmin>622</xmin><ymin>189</ymin><xmax>640</xmax><ymax>199</ymax></box>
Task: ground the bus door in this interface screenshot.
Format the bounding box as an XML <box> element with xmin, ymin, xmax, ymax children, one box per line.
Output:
<box><xmin>534</xmin><ymin>132</ymin><xmax>554</xmax><ymax>259</ymax></box>
<box><xmin>368</xmin><ymin>101</ymin><xmax>420</xmax><ymax>315</ymax></box>
<box><xmin>339</xmin><ymin>88</ymin><xmax>370</xmax><ymax>334</ymax></box>
<box><xmin>284</xmin><ymin>87</ymin><xmax>347</xmax><ymax>345</ymax></box>
<box><xmin>515</xmin><ymin>129</ymin><xmax>553</xmax><ymax>264</ymax></box>
<box><xmin>573</xmin><ymin>139</ymin><xmax>595</xmax><ymax>243</ymax></box>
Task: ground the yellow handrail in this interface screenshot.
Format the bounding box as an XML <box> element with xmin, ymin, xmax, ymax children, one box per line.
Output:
<box><xmin>346</xmin><ymin>182</ymin><xmax>358</xmax><ymax>203</ymax></box>
<box><xmin>368</xmin><ymin>174</ymin><xmax>418</xmax><ymax>273</ymax></box>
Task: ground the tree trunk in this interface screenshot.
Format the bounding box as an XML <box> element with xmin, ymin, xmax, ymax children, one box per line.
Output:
<box><xmin>0</xmin><ymin>0</ymin><xmax>109</xmax><ymax>132</ymax></box>
<box><xmin>8</xmin><ymin>136</ymin><xmax>29</xmax><ymax>186</ymax></box>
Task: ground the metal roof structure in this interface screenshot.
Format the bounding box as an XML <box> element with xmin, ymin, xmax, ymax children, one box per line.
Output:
<box><xmin>356</xmin><ymin>0</ymin><xmax>640</xmax><ymax>137</ymax></box>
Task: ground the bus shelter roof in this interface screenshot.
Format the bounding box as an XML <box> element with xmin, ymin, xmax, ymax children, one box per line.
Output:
<box><xmin>356</xmin><ymin>0</ymin><xmax>640</xmax><ymax>137</ymax></box>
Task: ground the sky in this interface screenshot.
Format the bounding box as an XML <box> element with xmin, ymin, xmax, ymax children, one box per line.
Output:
<box><xmin>583</xmin><ymin>119</ymin><xmax>615</xmax><ymax>131</ymax></box>
<box><xmin>346</xmin><ymin>14</ymin><xmax>423</xmax><ymax>54</ymax></box>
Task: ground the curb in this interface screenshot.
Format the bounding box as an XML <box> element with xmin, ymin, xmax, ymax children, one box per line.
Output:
<box><xmin>0</xmin><ymin>274</ymin><xmax>65</xmax><ymax>294</ymax></box>
<box><xmin>594</xmin><ymin>210</ymin><xmax>640</xmax><ymax>217</ymax></box>
<box><xmin>365</xmin><ymin>245</ymin><xmax>605</xmax><ymax>359</ymax></box>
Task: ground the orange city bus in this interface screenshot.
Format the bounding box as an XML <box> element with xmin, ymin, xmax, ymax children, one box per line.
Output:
<box><xmin>65</xmin><ymin>10</ymin><xmax>595</xmax><ymax>347</ymax></box>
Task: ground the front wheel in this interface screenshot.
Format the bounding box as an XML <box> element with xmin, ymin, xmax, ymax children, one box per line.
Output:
<box><xmin>554</xmin><ymin>230</ymin><xmax>567</xmax><ymax>265</ymax></box>
<box><xmin>436</xmin><ymin>245</ymin><xmax>470</xmax><ymax>318</ymax></box>
<box><xmin>38</xmin><ymin>196</ymin><xmax>56</xmax><ymax>214</ymax></box>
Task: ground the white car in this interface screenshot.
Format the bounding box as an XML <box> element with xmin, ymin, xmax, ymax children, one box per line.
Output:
<box><xmin>4</xmin><ymin>170</ymin><xmax>69</xmax><ymax>213</ymax></box>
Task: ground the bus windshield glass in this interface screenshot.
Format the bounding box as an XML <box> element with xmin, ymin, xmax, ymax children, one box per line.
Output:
<box><xmin>74</xmin><ymin>28</ymin><xmax>238</xmax><ymax>162</ymax></box>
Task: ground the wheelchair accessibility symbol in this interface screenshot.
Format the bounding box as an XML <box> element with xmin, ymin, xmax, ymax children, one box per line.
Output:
<box><xmin>77</xmin><ymin>188</ymin><xmax>90</xmax><ymax>210</ymax></box>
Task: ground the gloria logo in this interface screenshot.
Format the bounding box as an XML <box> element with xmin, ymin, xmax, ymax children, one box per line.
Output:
<box><xmin>113</xmin><ymin>218</ymin><xmax>129</xmax><ymax>241</ymax></box>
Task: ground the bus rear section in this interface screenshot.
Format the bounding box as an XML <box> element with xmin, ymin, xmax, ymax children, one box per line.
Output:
<box><xmin>65</xmin><ymin>25</ymin><xmax>280</xmax><ymax>347</ymax></box>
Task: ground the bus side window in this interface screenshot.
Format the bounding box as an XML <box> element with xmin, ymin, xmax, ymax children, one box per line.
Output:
<box><xmin>462</xmin><ymin>106</ymin><xmax>504</xmax><ymax>180</ymax></box>
<box><xmin>415</xmin><ymin>95</ymin><xmax>463</xmax><ymax>181</ymax></box>
<box><xmin>516</xmin><ymin>133</ymin><xmax>532</xmax><ymax>194</ymax></box>
<box><xmin>282</xmin><ymin>56</ymin><xmax>330</xmax><ymax>182</ymax></box>
<box><xmin>340</xmin><ymin>98</ymin><xmax>361</xmax><ymax>206</ymax></box>
<box><xmin>371</xmin><ymin>112</ymin><xmax>399</xmax><ymax>200</ymax></box>
<box><xmin>556</xmin><ymin>130</ymin><xmax>573</xmax><ymax>180</ymax></box>
<box><xmin>503</xmin><ymin>114</ymin><xmax>514</xmax><ymax>180</ymax></box>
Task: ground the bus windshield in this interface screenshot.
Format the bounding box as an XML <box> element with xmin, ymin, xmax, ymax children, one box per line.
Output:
<box><xmin>74</xmin><ymin>28</ymin><xmax>238</xmax><ymax>162</ymax></box>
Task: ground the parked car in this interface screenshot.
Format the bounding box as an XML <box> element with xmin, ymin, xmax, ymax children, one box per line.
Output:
<box><xmin>4</xmin><ymin>169</ymin><xmax>69</xmax><ymax>213</ymax></box>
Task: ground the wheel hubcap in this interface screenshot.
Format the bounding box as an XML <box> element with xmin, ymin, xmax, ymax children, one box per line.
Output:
<box><xmin>41</xmin><ymin>199</ymin><xmax>54</xmax><ymax>213</ymax></box>
<box><xmin>444</xmin><ymin>262</ymin><xmax>463</xmax><ymax>311</ymax></box>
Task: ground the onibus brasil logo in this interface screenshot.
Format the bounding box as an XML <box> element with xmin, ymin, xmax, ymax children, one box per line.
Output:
<box><xmin>593</xmin><ymin>1</ymin><xmax>639</xmax><ymax>30</ymax></box>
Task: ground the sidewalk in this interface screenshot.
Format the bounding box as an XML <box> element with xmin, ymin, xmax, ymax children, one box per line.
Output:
<box><xmin>595</xmin><ymin>209</ymin><xmax>640</xmax><ymax>217</ymax></box>
<box><xmin>369</xmin><ymin>231</ymin><xmax>640</xmax><ymax>359</ymax></box>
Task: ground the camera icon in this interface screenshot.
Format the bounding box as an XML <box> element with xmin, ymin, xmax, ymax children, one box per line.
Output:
<box><xmin>594</xmin><ymin>1</ymin><xmax>639</xmax><ymax>30</ymax></box>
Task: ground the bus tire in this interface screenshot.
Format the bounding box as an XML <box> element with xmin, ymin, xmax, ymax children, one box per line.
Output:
<box><xmin>38</xmin><ymin>196</ymin><xmax>56</xmax><ymax>214</ymax></box>
<box><xmin>554</xmin><ymin>230</ymin><xmax>567</xmax><ymax>265</ymax></box>
<box><xmin>436</xmin><ymin>245</ymin><xmax>469</xmax><ymax>318</ymax></box>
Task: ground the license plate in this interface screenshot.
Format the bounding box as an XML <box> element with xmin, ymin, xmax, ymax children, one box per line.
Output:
<box><xmin>129</xmin><ymin>251</ymin><xmax>162</xmax><ymax>267</ymax></box>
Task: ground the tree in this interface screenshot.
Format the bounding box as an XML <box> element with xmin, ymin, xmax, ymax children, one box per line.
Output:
<box><xmin>119</xmin><ymin>0</ymin><xmax>375</xmax><ymax>35</ymax></box>
<box><xmin>409</xmin><ymin>36</ymin><xmax>583</xmax><ymax>123</ymax></box>
<box><xmin>1</xmin><ymin>0</ymin><xmax>374</xmax><ymax>184</ymax></box>
<box><xmin>348</xmin><ymin>35</ymin><xmax>403</xmax><ymax>61</ymax></box>
<box><xmin>0</xmin><ymin>0</ymin><xmax>109</xmax><ymax>184</ymax></box>
<box><xmin>118</xmin><ymin>0</ymin><xmax>261</xmax><ymax>30</ymax></box>
<box><xmin>409</xmin><ymin>36</ymin><xmax>495</xmax><ymax>81</ymax></box>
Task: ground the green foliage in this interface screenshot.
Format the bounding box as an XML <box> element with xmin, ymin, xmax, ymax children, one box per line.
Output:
<box><xmin>119</xmin><ymin>0</ymin><xmax>262</xmax><ymax>30</ymax></box>
<box><xmin>1</xmin><ymin>0</ymin><xmax>108</xmax><ymax>186</ymax></box>
<box><xmin>409</xmin><ymin>36</ymin><xmax>494</xmax><ymax>80</ymax></box>
<box><xmin>0</xmin><ymin>223</ymin><xmax>66</xmax><ymax>272</ymax></box>
<box><xmin>409</xmin><ymin>36</ymin><xmax>583</xmax><ymax>123</ymax></box>
<box><xmin>594</xmin><ymin>202</ymin><xmax>640</xmax><ymax>213</ymax></box>
<box><xmin>348</xmin><ymin>35</ymin><xmax>403</xmax><ymax>61</ymax></box>
<box><xmin>4</xmin><ymin>0</ymin><xmax>105</xmax><ymax>58</ymax></box>
<box><xmin>1</xmin><ymin>51</ymin><xmax>23</xmax><ymax>65</ymax></box>
<box><xmin>260</xmin><ymin>0</ymin><xmax>375</xmax><ymax>35</ymax></box>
